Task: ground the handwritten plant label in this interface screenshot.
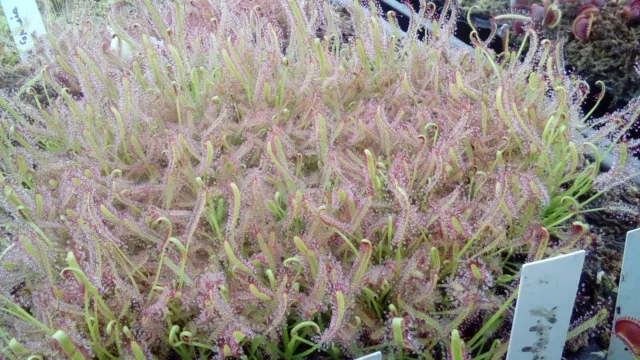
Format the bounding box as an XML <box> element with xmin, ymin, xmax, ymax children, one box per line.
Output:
<box><xmin>608</xmin><ymin>228</ymin><xmax>640</xmax><ymax>359</ymax></box>
<box><xmin>1</xmin><ymin>0</ymin><xmax>47</xmax><ymax>60</ymax></box>
<box><xmin>506</xmin><ymin>250</ymin><xmax>585</xmax><ymax>360</ymax></box>
<box><xmin>355</xmin><ymin>351</ymin><xmax>382</xmax><ymax>360</ymax></box>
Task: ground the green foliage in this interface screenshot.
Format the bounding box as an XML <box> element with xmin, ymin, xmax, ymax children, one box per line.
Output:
<box><xmin>0</xmin><ymin>0</ymin><xmax>633</xmax><ymax>359</ymax></box>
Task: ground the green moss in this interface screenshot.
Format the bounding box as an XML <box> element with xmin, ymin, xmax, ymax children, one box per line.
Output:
<box><xmin>562</xmin><ymin>3</ymin><xmax>640</xmax><ymax>108</ymax></box>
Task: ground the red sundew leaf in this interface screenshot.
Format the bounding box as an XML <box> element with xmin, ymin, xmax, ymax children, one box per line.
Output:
<box><xmin>296</xmin><ymin>255</ymin><xmax>329</xmax><ymax>318</ymax></box>
<box><xmin>512</xmin><ymin>224</ymin><xmax>541</xmax><ymax>249</ymax></box>
<box><xmin>347</xmin><ymin>240</ymin><xmax>372</xmax><ymax>298</ymax></box>
<box><xmin>390</xmin><ymin>182</ymin><xmax>415</xmax><ymax>249</ymax></box>
<box><xmin>397</xmin><ymin>247</ymin><xmax>438</xmax><ymax>301</ymax></box>
<box><xmin>260</xmin><ymin>275</ymin><xmax>291</xmax><ymax>336</ymax></box>
<box><xmin>318</xmin><ymin>209</ymin><xmax>352</xmax><ymax>234</ymax></box>
<box><xmin>363</xmin><ymin>263</ymin><xmax>395</xmax><ymax>288</ymax></box>
<box><xmin>520</xmin><ymin>172</ymin><xmax>550</xmax><ymax>206</ymax></box>
<box><xmin>388</xmin><ymin>153</ymin><xmax>411</xmax><ymax>190</ymax></box>
<box><xmin>553</xmin><ymin>222</ymin><xmax>589</xmax><ymax>251</ymax></box>
<box><xmin>318</xmin><ymin>289</ymin><xmax>347</xmax><ymax>344</ymax></box>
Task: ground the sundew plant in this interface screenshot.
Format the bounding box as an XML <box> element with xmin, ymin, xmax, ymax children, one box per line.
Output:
<box><xmin>1</xmin><ymin>0</ymin><xmax>639</xmax><ymax>359</ymax></box>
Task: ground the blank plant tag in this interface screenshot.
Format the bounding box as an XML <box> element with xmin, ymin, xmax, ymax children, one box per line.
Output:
<box><xmin>608</xmin><ymin>228</ymin><xmax>640</xmax><ymax>359</ymax></box>
<box><xmin>506</xmin><ymin>250</ymin><xmax>586</xmax><ymax>360</ymax></box>
<box><xmin>355</xmin><ymin>352</ymin><xmax>382</xmax><ymax>360</ymax></box>
<box><xmin>1</xmin><ymin>0</ymin><xmax>47</xmax><ymax>60</ymax></box>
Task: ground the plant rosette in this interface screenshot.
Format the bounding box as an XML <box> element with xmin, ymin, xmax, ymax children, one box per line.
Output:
<box><xmin>0</xmin><ymin>0</ymin><xmax>639</xmax><ymax>359</ymax></box>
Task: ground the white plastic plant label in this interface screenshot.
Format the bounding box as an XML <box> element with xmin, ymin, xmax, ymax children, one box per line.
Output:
<box><xmin>608</xmin><ymin>228</ymin><xmax>640</xmax><ymax>359</ymax></box>
<box><xmin>506</xmin><ymin>250</ymin><xmax>586</xmax><ymax>360</ymax></box>
<box><xmin>355</xmin><ymin>351</ymin><xmax>382</xmax><ymax>360</ymax></box>
<box><xmin>1</xmin><ymin>0</ymin><xmax>47</xmax><ymax>60</ymax></box>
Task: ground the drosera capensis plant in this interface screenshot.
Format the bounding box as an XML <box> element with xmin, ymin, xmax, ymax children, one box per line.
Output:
<box><xmin>0</xmin><ymin>0</ymin><xmax>639</xmax><ymax>359</ymax></box>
